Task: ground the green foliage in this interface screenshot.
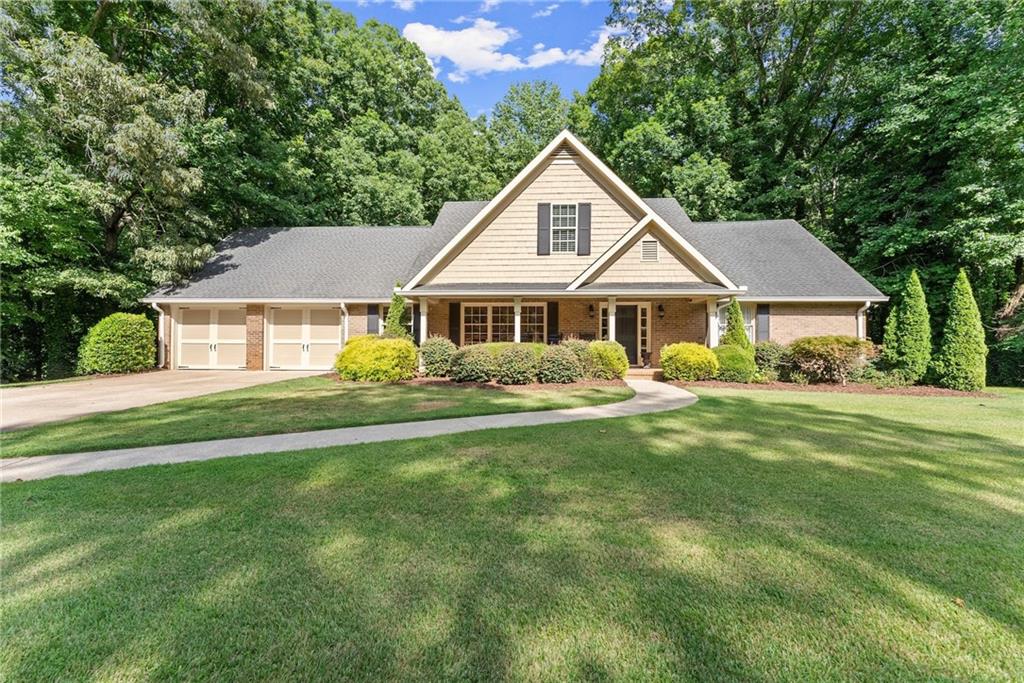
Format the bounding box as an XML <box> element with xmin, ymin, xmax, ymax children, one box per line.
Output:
<box><xmin>76</xmin><ymin>313</ymin><xmax>155</xmax><ymax>375</ymax></box>
<box><xmin>489</xmin><ymin>81</ymin><xmax>570</xmax><ymax>183</ymax></box>
<box><xmin>334</xmin><ymin>335</ymin><xmax>417</xmax><ymax>382</ymax></box>
<box><xmin>789</xmin><ymin>336</ymin><xmax>873</xmax><ymax>385</ymax></box>
<box><xmin>419</xmin><ymin>335</ymin><xmax>456</xmax><ymax>377</ymax></box>
<box><xmin>754</xmin><ymin>341</ymin><xmax>791</xmax><ymax>375</ymax></box>
<box><xmin>449</xmin><ymin>345</ymin><xmax>496</xmax><ymax>383</ymax></box>
<box><xmin>560</xmin><ymin>338</ymin><xmax>593</xmax><ymax>377</ymax></box>
<box><xmin>881</xmin><ymin>270</ymin><xmax>931</xmax><ymax>382</ymax></box>
<box><xmin>494</xmin><ymin>345</ymin><xmax>540</xmax><ymax>385</ymax></box>
<box><xmin>476</xmin><ymin>342</ymin><xmax>547</xmax><ymax>360</ymax></box>
<box><xmin>383</xmin><ymin>292</ymin><xmax>410</xmax><ymax>339</ymax></box>
<box><xmin>587</xmin><ymin>341</ymin><xmax>629</xmax><ymax>380</ymax></box>
<box><xmin>661</xmin><ymin>342</ymin><xmax>719</xmax><ymax>381</ymax></box>
<box><xmin>721</xmin><ymin>299</ymin><xmax>752</xmax><ymax>351</ymax></box>
<box><xmin>932</xmin><ymin>270</ymin><xmax>988</xmax><ymax>391</ymax></box>
<box><xmin>713</xmin><ymin>345</ymin><xmax>757</xmax><ymax>383</ymax></box>
<box><xmin>537</xmin><ymin>345</ymin><xmax>583</xmax><ymax>384</ymax></box>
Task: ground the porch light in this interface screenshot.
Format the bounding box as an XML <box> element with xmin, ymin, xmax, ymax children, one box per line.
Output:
<box><xmin>588</xmin><ymin>304</ymin><xmax>595</xmax><ymax>318</ymax></box>
<box><xmin>657</xmin><ymin>304</ymin><xmax>665</xmax><ymax>319</ymax></box>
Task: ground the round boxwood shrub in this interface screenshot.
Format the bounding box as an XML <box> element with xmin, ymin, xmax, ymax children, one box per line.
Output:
<box><xmin>420</xmin><ymin>335</ymin><xmax>457</xmax><ymax>377</ymax></box>
<box><xmin>587</xmin><ymin>340</ymin><xmax>628</xmax><ymax>379</ymax></box>
<box><xmin>76</xmin><ymin>313</ymin><xmax>156</xmax><ymax>375</ymax></box>
<box><xmin>560</xmin><ymin>338</ymin><xmax>592</xmax><ymax>376</ymax></box>
<box><xmin>661</xmin><ymin>342</ymin><xmax>719</xmax><ymax>381</ymax></box>
<box><xmin>754</xmin><ymin>341</ymin><xmax>791</xmax><ymax>374</ymax></box>
<box><xmin>449</xmin><ymin>345</ymin><xmax>496</xmax><ymax>382</ymax></box>
<box><xmin>713</xmin><ymin>344</ymin><xmax>757</xmax><ymax>383</ymax></box>
<box><xmin>334</xmin><ymin>335</ymin><xmax>417</xmax><ymax>382</ymax></box>
<box><xmin>931</xmin><ymin>269</ymin><xmax>987</xmax><ymax>391</ymax></box>
<box><xmin>495</xmin><ymin>345</ymin><xmax>539</xmax><ymax>385</ymax></box>
<box><xmin>537</xmin><ymin>344</ymin><xmax>583</xmax><ymax>383</ymax></box>
<box><xmin>789</xmin><ymin>335</ymin><xmax>872</xmax><ymax>385</ymax></box>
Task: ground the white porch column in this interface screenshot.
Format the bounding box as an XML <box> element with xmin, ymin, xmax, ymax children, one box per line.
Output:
<box><xmin>607</xmin><ymin>296</ymin><xmax>616</xmax><ymax>342</ymax></box>
<box><xmin>513</xmin><ymin>297</ymin><xmax>522</xmax><ymax>343</ymax></box>
<box><xmin>706</xmin><ymin>299</ymin><xmax>720</xmax><ymax>347</ymax></box>
<box><xmin>340</xmin><ymin>302</ymin><xmax>349</xmax><ymax>343</ymax></box>
<box><xmin>418</xmin><ymin>298</ymin><xmax>428</xmax><ymax>344</ymax></box>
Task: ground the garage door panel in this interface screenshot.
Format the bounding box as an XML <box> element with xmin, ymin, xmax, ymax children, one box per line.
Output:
<box><xmin>308</xmin><ymin>343</ymin><xmax>338</xmax><ymax>369</ymax></box>
<box><xmin>179</xmin><ymin>342</ymin><xmax>210</xmax><ymax>367</ymax></box>
<box><xmin>216</xmin><ymin>342</ymin><xmax>246</xmax><ymax>368</ymax></box>
<box><xmin>180</xmin><ymin>309</ymin><xmax>211</xmax><ymax>341</ymax></box>
<box><xmin>273</xmin><ymin>309</ymin><xmax>303</xmax><ymax>339</ymax></box>
<box><xmin>217</xmin><ymin>308</ymin><xmax>246</xmax><ymax>341</ymax></box>
<box><xmin>309</xmin><ymin>308</ymin><xmax>341</xmax><ymax>340</ymax></box>
<box><xmin>273</xmin><ymin>343</ymin><xmax>303</xmax><ymax>368</ymax></box>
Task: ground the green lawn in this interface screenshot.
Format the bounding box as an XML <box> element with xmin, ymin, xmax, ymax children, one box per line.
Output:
<box><xmin>0</xmin><ymin>377</ymin><xmax>633</xmax><ymax>457</ymax></box>
<box><xmin>2</xmin><ymin>388</ymin><xmax>1022</xmax><ymax>680</ymax></box>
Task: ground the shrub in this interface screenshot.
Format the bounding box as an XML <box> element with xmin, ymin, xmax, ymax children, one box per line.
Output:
<box><xmin>495</xmin><ymin>345</ymin><xmax>539</xmax><ymax>385</ymax></box>
<box><xmin>931</xmin><ymin>269</ymin><xmax>987</xmax><ymax>391</ymax></box>
<box><xmin>76</xmin><ymin>313</ymin><xmax>156</xmax><ymax>375</ymax></box>
<box><xmin>449</xmin><ymin>345</ymin><xmax>496</xmax><ymax>382</ymax></box>
<box><xmin>754</xmin><ymin>341</ymin><xmax>790</xmax><ymax>374</ymax></box>
<box><xmin>560</xmin><ymin>337</ymin><xmax>592</xmax><ymax>376</ymax></box>
<box><xmin>420</xmin><ymin>335</ymin><xmax>456</xmax><ymax>377</ymax></box>
<box><xmin>881</xmin><ymin>269</ymin><xmax>931</xmax><ymax>382</ymax></box>
<box><xmin>383</xmin><ymin>290</ymin><xmax>411</xmax><ymax>339</ymax></box>
<box><xmin>721</xmin><ymin>298</ymin><xmax>753</xmax><ymax>351</ymax></box>
<box><xmin>334</xmin><ymin>335</ymin><xmax>417</xmax><ymax>382</ymax></box>
<box><xmin>848</xmin><ymin>360</ymin><xmax>912</xmax><ymax>388</ymax></box>
<box><xmin>713</xmin><ymin>344</ymin><xmax>757</xmax><ymax>383</ymax></box>
<box><xmin>661</xmin><ymin>342</ymin><xmax>719</xmax><ymax>381</ymax></box>
<box><xmin>477</xmin><ymin>342</ymin><xmax>546</xmax><ymax>360</ymax></box>
<box><xmin>789</xmin><ymin>335</ymin><xmax>872</xmax><ymax>385</ymax></box>
<box><xmin>587</xmin><ymin>340</ymin><xmax>628</xmax><ymax>379</ymax></box>
<box><xmin>537</xmin><ymin>344</ymin><xmax>583</xmax><ymax>383</ymax></box>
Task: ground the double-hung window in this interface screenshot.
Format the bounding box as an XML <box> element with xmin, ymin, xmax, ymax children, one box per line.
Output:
<box><xmin>550</xmin><ymin>204</ymin><xmax>577</xmax><ymax>253</ymax></box>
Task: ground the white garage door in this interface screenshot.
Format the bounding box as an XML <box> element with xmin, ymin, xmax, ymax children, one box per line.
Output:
<box><xmin>268</xmin><ymin>307</ymin><xmax>342</xmax><ymax>370</ymax></box>
<box><xmin>176</xmin><ymin>307</ymin><xmax>247</xmax><ymax>369</ymax></box>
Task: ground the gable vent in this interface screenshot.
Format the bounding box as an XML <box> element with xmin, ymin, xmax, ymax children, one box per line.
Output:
<box><xmin>641</xmin><ymin>239</ymin><xmax>659</xmax><ymax>262</ymax></box>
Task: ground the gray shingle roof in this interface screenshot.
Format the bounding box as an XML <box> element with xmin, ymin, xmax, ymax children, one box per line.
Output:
<box><xmin>147</xmin><ymin>197</ymin><xmax>883</xmax><ymax>301</ymax></box>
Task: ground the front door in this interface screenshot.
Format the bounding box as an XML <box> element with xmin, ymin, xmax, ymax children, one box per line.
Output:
<box><xmin>616</xmin><ymin>305</ymin><xmax>639</xmax><ymax>365</ymax></box>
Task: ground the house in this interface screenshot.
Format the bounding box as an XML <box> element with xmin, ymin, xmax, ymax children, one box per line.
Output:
<box><xmin>143</xmin><ymin>131</ymin><xmax>886</xmax><ymax>371</ymax></box>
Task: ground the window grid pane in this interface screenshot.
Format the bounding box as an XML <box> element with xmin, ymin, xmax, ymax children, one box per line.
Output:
<box><xmin>551</xmin><ymin>204</ymin><xmax>577</xmax><ymax>253</ymax></box>
<box><xmin>463</xmin><ymin>306</ymin><xmax>488</xmax><ymax>345</ymax></box>
<box><xmin>521</xmin><ymin>305</ymin><xmax>546</xmax><ymax>343</ymax></box>
<box><xmin>491</xmin><ymin>306</ymin><xmax>515</xmax><ymax>342</ymax></box>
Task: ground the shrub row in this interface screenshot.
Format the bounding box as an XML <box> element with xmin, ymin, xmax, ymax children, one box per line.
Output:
<box><xmin>334</xmin><ymin>335</ymin><xmax>418</xmax><ymax>382</ymax></box>
<box><xmin>424</xmin><ymin>337</ymin><xmax>628</xmax><ymax>384</ymax></box>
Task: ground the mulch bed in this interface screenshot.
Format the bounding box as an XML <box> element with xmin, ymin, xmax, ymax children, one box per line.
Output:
<box><xmin>401</xmin><ymin>377</ymin><xmax>629</xmax><ymax>392</ymax></box>
<box><xmin>674</xmin><ymin>379</ymin><xmax>998</xmax><ymax>398</ymax></box>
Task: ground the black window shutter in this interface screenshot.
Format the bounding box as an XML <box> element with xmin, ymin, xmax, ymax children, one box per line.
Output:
<box><xmin>448</xmin><ymin>302</ymin><xmax>460</xmax><ymax>343</ymax></box>
<box><xmin>537</xmin><ymin>203</ymin><xmax>551</xmax><ymax>255</ymax></box>
<box><xmin>412</xmin><ymin>304</ymin><xmax>421</xmax><ymax>345</ymax></box>
<box><xmin>756</xmin><ymin>304</ymin><xmax>770</xmax><ymax>342</ymax></box>
<box><xmin>546</xmin><ymin>301</ymin><xmax>559</xmax><ymax>343</ymax></box>
<box><xmin>367</xmin><ymin>304</ymin><xmax>379</xmax><ymax>334</ymax></box>
<box><xmin>577</xmin><ymin>203</ymin><xmax>591</xmax><ymax>255</ymax></box>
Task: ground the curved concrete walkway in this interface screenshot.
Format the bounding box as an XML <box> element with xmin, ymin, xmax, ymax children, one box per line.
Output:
<box><xmin>0</xmin><ymin>380</ymin><xmax>696</xmax><ymax>482</ymax></box>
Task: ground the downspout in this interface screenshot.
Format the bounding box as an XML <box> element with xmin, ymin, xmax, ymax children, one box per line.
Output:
<box><xmin>340</xmin><ymin>302</ymin><xmax>349</xmax><ymax>344</ymax></box>
<box><xmin>856</xmin><ymin>301</ymin><xmax>871</xmax><ymax>340</ymax></box>
<box><xmin>150</xmin><ymin>302</ymin><xmax>165</xmax><ymax>368</ymax></box>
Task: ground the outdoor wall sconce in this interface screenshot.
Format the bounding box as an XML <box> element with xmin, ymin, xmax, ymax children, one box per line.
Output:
<box><xmin>657</xmin><ymin>304</ymin><xmax>665</xmax><ymax>319</ymax></box>
<box><xmin>588</xmin><ymin>304</ymin><xmax>595</xmax><ymax>318</ymax></box>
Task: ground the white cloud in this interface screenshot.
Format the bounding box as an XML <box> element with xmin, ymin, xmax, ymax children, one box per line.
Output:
<box><xmin>393</xmin><ymin>0</ymin><xmax>416</xmax><ymax>10</ymax></box>
<box><xmin>532</xmin><ymin>4</ymin><xmax>559</xmax><ymax>18</ymax></box>
<box><xmin>403</xmin><ymin>19</ymin><xmax>619</xmax><ymax>82</ymax></box>
<box><xmin>479</xmin><ymin>0</ymin><xmax>501</xmax><ymax>12</ymax></box>
<box><xmin>451</xmin><ymin>15</ymin><xmax>471</xmax><ymax>24</ymax></box>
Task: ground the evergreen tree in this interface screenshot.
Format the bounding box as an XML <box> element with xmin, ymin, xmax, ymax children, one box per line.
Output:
<box><xmin>383</xmin><ymin>290</ymin><xmax>410</xmax><ymax>339</ymax></box>
<box><xmin>881</xmin><ymin>269</ymin><xmax>931</xmax><ymax>382</ymax></box>
<box><xmin>932</xmin><ymin>270</ymin><xmax>987</xmax><ymax>391</ymax></box>
<box><xmin>721</xmin><ymin>298</ymin><xmax>752</xmax><ymax>351</ymax></box>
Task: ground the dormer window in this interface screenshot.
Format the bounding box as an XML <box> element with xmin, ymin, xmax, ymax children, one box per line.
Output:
<box><xmin>550</xmin><ymin>204</ymin><xmax>577</xmax><ymax>253</ymax></box>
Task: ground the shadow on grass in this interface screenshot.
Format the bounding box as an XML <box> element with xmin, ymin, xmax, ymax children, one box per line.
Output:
<box><xmin>1</xmin><ymin>392</ymin><xmax>1022</xmax><ymax>679</ymax></box>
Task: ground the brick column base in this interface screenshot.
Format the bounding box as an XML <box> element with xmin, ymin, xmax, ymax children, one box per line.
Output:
<box><xmin>246</xmin><ymin>304</ymin><xmax>265</xmax><ymax>370</ymax></box>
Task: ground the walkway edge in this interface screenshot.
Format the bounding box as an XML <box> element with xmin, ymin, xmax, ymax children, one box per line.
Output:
<box><xmin>0</xmin><ymin>380</ymin><xmax>697</xmax><ymax>482</ymax></box>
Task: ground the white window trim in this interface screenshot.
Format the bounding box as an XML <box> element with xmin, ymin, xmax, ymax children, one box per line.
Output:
<box><xmin>640</xmin><ymin>238</ymin><xmax>660</xmax><ymax>262</ymax></box>
<box><xmin>550</xmin><ymin>202</ymin><xmax>578</xmax><ymax>254</ymax></box>
<box><xmin>461</xmin><ymin>302</ymin><xmax>546</xmax><ymax>345</ymax></box>
<box><xmin>717</xmin><ymin>302</ymin><xmax>756</xmax><ymax>343</ymax></box>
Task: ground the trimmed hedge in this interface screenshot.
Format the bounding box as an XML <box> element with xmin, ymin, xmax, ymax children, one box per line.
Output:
<box><xmin>495</xmin><ymin>345</ymin><xmax>539</xmax><ymax>385</ymax></box>
<box><xmin>560</xmin><ymin>338</ymin><xmax>592</xmax><ymax>377</ymax></box>
<box><xmin>334</xmin><ymin>335</ymin><xmax>417</xmax><ymax>382</ymax></box>
<box><xmin>537</xmin><ymin>345</ymin><xmax>583</xmax><ymax>383</ymax></box>
<box><xmin>587</xmin><ymin>341</ymin><xmax>629</xmax><ymax>379</ymax></box>
<box><xmin>76</xmin><ymin>313</ymin><xmax>156</xmax><ymax>375</ymax></box>
<box><xmin>661</xmin><ymin>342</ymin><xmax>719</xmax><ymax>381</ymax></box>
<box><xmin>713</xmin><ymin>344</ymin><xmax>757</xmax><ymax>383</ymax></box>
<box><xmin>420</xmin><ymin>335</ymin><xmax>456</xmax><ymax>377</ymax></box>
<box><xmin>450</xmin><ymin>345</ymin><xmax>496</xmax><ymax>382</ymax></box>
<box><xmin>932</xmin><ymin>269</ymin><xmax>987</xmax><ymax>391</ymax></box>
<box><xmin>721</xmin><ymin>298</ymin><xmax>753</xmax><ymax>351</ymax></box>
<box><xmin>881</xmin><ymin>269</ymin><xmax>931</xmax><ymax>382</ymax></box>
<box><xmin>477</xmin><ymin>342</ymin><xmax>547</xmax><ymax>360</ymax></box>
<box><xmin>789</xmin><ymin>335</ymin><xmax>872</xmax><ymax>385</ymax></box>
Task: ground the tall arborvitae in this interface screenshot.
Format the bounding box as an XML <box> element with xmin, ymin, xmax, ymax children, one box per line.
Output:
<box><xmin>721</xmin><ymin>298</ymin><xmax>753</xmax><ymax>351</ymax></box>
<box><xmin>881</xmin><ymin>269</ymin><xmax>931</xmax><ymax>382</ymax></box>
<box><xmin>932</xmin><ymin>269</ymin><xmax>987</xmax><ymax>391</ymax></box>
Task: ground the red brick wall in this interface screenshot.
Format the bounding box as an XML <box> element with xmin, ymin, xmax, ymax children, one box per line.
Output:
<box><xmin>245</xmin><ymin>304</ymin><xmax>264</xmax><ymax>370</ymax></box>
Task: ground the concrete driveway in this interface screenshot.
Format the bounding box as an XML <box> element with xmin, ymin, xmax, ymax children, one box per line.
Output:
<box><xmin>1</xmin><ymin>370</ymin><xmax>322</xmax><ymax>431</ymax></box>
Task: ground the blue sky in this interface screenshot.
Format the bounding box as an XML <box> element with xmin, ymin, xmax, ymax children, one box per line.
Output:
<box><xmin>332</xmin><ymin>1</ymin><xmax>612</xmax><ymax>117</ymax></box>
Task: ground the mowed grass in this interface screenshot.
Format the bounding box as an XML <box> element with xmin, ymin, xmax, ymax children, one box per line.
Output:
<box><xmin>0</xmin><ymin>376</ymin><xmax>633</xmax><ymax>457</ymax></box>
<box><xmin>2</xmin><ymin>388</ymin><xmax>1022</xmax><ymax>681</ymax></box>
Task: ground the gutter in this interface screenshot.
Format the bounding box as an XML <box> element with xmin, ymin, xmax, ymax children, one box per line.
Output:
<box><xmin>149</xmin><ymin>302</ymin><xmax>165</xmax><ymax>368</ymax></box>
<box><xmin>856</xmin><ymin>300</ymin><xmax>872</xmax><ymax>340</ymax></box>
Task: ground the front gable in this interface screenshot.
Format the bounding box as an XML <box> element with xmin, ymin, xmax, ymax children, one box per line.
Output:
<box><xmin>587</xmin><ymin>225</ymin><xmax>705</xmax><ymax>285</ymax></box>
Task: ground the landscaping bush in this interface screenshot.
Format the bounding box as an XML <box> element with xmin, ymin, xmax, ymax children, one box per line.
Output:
<box><xmin>713</xmin><ymin>344</ymin><xmax>757</xmax><ymax>383</ymax></box>
<box><xmin>754</xmin><ymin>341</ymin><xmax>791</xmax><ymax>375</ymax></box>
<box><xmin>383</xmin><ymin>290</ymin><xmax>411</xmax><ymax>339</ymax></box>
<box><xmin>76</xmin><ymin>313</ymin><xmax>156</xmax><ymax>375</ymax></box>
<box><xmin>537</xmin><ymin>344</ymin><xmax>583</xmax><ymax>383</ymax></box>
<box><xmin>420</xmin><ymin>335</ymin><xmax>456</xmax><ymax>377</ymax></box>
<box><xmin>721</xmin><ymin>298</ymin><xmax>753</xmax><ymax>351</ymax></box>
<box><xmin>661</xmin><ymin>342</ymin><xmax>719</xmax><ymax>381</ymax></box>
<box><xmin>560</xmin><ymin>337</ymin><xmax>592</xmax><ymax>376</ymax></box>
<box><xmin>881</xmin><ymin>269</ymin><xmax>931</xmax><ymax>382</ymax></box>
<box><xmin>587</xmin><ymin>340</ymin><xmax>628</xmax><ymax>379</ymax></box>
<box><xmin>449</xmin><ymin>345</ymin><xmax>496</xmax><ymax>382</ymax></box>
<box><xmin>931</xmin><ymin>269</ymin><xmax>987</xmax><ymax>391</ymax></box>
<box><xmin>494</xmin><ymin>345</ymin><xmax>539</xmax><ymax>385</ymax></box>
<box><xmin>478</xmin><ymin>342</ymin><xmax>547</xmax><ymax>360</ymax></box>
<box><xmin>334</xmin><ymin>335</ymin><xmax>417</xmax><ymax>382</ymax></box>
<box><xmin>789</xmin><ymin>335</ymin><xmax>872</xmax><ymax>385</ymax></box>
